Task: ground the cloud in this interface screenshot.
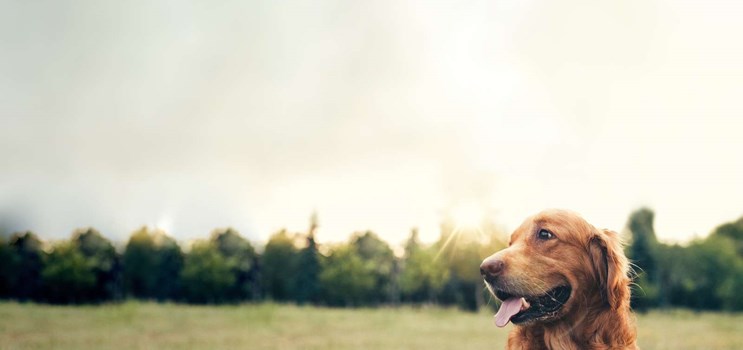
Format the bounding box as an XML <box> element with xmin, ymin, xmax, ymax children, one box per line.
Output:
<box><xmin>1</xmin><ymin>0</ymin><xmax>743</xmax><ymax>245</ymax></box>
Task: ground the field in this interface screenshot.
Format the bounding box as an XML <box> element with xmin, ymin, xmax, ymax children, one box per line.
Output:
<box><xmin>0</xmin><ymin>302</ymin><xmax>742</xmax><ymax>350</ymax></box>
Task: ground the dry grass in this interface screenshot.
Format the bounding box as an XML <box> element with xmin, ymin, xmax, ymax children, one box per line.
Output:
<box><xmin>0</xmin><ymin>302</ymin><xmax>741</xmax><ymax>349</ymax></box>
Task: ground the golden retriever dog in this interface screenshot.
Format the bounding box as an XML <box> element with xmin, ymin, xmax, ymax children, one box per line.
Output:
<box><xmin>480</xmin><ymin>209</ymin><xmax>637</xmax><ymax>349</ymax></box>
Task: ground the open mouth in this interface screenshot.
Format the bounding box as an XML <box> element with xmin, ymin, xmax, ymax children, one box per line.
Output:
<box><xmin>492</xmin><ymin>285</ymin><xmax>571</xmax><ymax>327</ymax></box>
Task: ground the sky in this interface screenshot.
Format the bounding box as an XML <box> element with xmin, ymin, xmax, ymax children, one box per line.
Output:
<box><xmin>1</xmin><ymin>0</ymin><xmax>743</xmax><ymax>246</ymax></box>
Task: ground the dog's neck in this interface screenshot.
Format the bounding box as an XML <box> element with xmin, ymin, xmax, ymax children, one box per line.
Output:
<box><xmin>509</xmin><ymin>300</ymin><xmax>637</xmax><ymax>350</ymax></box>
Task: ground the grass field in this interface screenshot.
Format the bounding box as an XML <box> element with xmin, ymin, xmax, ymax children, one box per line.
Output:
<box><xmin>0</xmin><ymin>302</ymin><xmax>742</xmax><ymax>349</ymax></box>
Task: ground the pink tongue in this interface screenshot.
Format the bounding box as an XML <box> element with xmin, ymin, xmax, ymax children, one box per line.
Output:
<box><xmin>494</xmin><ymin>297</ymin><xmax>529</xmax><ymax>328</ymax></box>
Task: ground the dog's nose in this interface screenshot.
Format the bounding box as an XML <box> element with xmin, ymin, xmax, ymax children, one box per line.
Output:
<box><xmin>480</xmin><ymin>258</ymin><xmax>505</xmax><ymax>277</ymax></box>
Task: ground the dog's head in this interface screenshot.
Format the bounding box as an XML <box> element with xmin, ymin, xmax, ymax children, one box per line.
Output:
<box><xmin>480</xmin><ymin>209</ymin><xmax>629</xmax><ymax>327</ymax></box>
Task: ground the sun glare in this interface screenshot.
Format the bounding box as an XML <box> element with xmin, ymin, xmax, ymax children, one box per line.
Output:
<box><xmin>435</xmin><ymin>203</ymin><xmax>488</xmax><ymax>259</ymax></box>
<box><xmin>451</xmin><ymin>203</ymin><xmax>485</xmax><ymax>230</ymax></box>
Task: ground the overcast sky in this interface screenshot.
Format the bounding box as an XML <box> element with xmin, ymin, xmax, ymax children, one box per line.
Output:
<box><xmin>2</xmin><ymin>0</ymin><xmax>742</xmax><ymax>246</ymax></box>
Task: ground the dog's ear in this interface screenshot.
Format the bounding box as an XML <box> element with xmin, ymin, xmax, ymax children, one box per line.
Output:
<box><xmin>589</xmin><ymin>229</ymin><xmax>629</xmax><ymax>309</ymax></box>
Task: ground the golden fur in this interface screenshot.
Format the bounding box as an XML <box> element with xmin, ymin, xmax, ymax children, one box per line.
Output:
<box><xmin>481</xmin><ymin>209</ymin><xmax>638</xmax><ymax>349</ymax></box>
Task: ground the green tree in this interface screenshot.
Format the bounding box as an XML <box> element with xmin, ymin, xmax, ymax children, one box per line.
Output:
<box><xmin>41</xmin><ymin>242</ymin><xmax>96</xmax><ymax>304</ymax></box>
<box><xmin>434</xmin><ymin>218</ymin><xmax>503</xmax><ymax>311</ymax></box>
<box><xmin>0</xmin><ymin>238</ymin><xmax>20</xmax><ymax>298</ymax></box>
<box><xmin>319</xmin><ymin>244</ymin><xmax>376</xmax><ymax>306</ymax></box>
<box><xmin>708</xmin><ymin>216</ymin><xmax>743</xmax><ymax>310</ymax></box>
<box><xmin>399</xmin><ymin>231</ymin><xmax>449</xmax><ymax>304</ymax></box>
<box><xmin>717</xmin><ymin>256</ymin><xmax>743</xmax><ymax>311</ymax></box>
<box><xmin>181</xmin><ymin>240</ymin><xmax>235</xmax><ymax>303</ymax></box>
<box><xmin>626</xmin><ymin>208</ymin><xmax>658</xmax><ymax>277</ymax></box>
<box><xmin>72</xmin><ymin>228</ymin><xmax>121</xmax><ymax>301</ymax></box>
<box><xmin>625</xmin><ymin>208</ymin><xmax>660</xmax><ymax>309</ymax></box>
<box><xmin>711</xmin><ymin>217</ymin><xmax>743</xmax><ymax>256</ymax></box>
<box><xmin>8</xmin><ymin>231</ymin><xmax>44</xmax><ymax>301</ymax></box>
<box><xmin>155</xmin><ymin>233</ymin><xmax>184</xmax><ymax>300</ymax></box>
<box><xmin>123</xmin><ymin>227</ymin><xmax>158</xmax><ymax>298</ymax></box>
<box><xmin>261</xmin><ymin>230</ymin><xmax>299</xmax><ymax>301</ymax></box>
<box><xmin>123</xmin><ymin>227</ymin><xmax>183</xmax><ymax>300</ymax></box>
<box><xmin>668</xmin><ymin>236</ymin><xmax>741</xmax><ymax>310</ymax></box>
<box><xmin>350</xmin><ymin>231</ymin><xmax>396</xmax><ymax>305</ymax></box>
<box><xmin>211</xmin><ymin>228</ymin><xmax>259</xmax><ymax>301</ymax></box>
<box><xmin>295</xmin><ymin>214</ymin><xmax>321</xmax><ymax>305</ymax></box>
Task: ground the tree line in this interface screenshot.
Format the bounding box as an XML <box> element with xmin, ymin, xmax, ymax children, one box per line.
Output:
<box><xmin>1</xmin><ymin>209</ymin><xmax>741</xmax><ymax>311</ymax></box>
<box><xmin>626</xmin><ymin>208</ymin><xmax>743</xmax><ymax>311</ymax></box>
<box><xmin>0</xmin><ymin>214</ymin><xmax>503</xmax><ymax>310</ymax></box>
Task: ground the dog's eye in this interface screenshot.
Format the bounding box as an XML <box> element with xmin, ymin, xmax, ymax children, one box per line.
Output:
<box><xmin>537</xmin><ymin>229</ymin><xmax>554</xmax><ymax>240</ymax></box>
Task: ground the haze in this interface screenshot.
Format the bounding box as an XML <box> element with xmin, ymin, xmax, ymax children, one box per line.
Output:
<box><xmin>2</xmin><ymin>0</ymin><xmax>742</xmax><ymax>245</ymax></box>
